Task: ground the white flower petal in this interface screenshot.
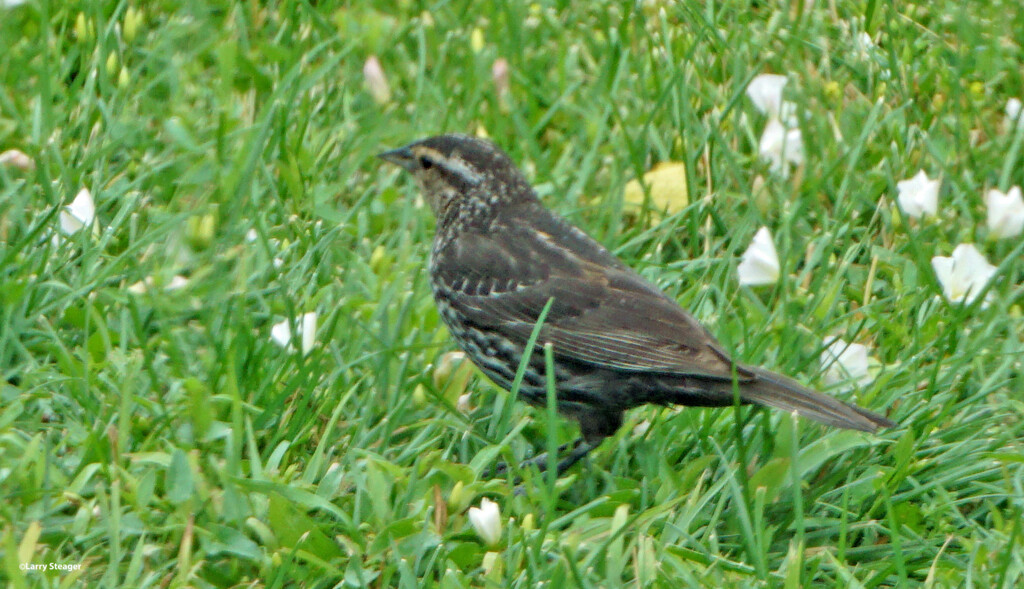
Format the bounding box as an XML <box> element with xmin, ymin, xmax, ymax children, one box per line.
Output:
<box><xmin>67</xmin><ymin>188</ymin><xmax>95</xmax><ymax>224</ymax></box>
<box><xmin>300</xmin><ymin>311</ymin><xmax>317</xmax><ymax>356</ymax></box>
<box><xmin>778</xmin><ymin>100</ymin><xmax>800</xmax><ymax>128</ymax></box>
<box><xmin>896</xmin><ymin>170</ymin><xmax>940</xmax><ymax>219</ymax></box>
<box><xmin>931</xmin><ymin>244</ymin><xmax>997</xmax><ymax>304</ymax></box>
<box><xmin>855</xmin><ymin>32</ymin><xmax>876</xmax><ymax>54</ymax></box>
<box><xmin>271</xmin><ymin>313</ymin><xmax>317</xmax><ymax>353</ymax></box>
<box><xmin>270</xmin><ymin>320</ymin><xmax>293</xmax><ymax>348</ymax></box>
<box><xmin>127</xmin><ymin>279</ymin><xmax>150</xmax><ymax>294</ymax></box>
<box><xmin>1007</xmin><ymin>98</ymin><xmax>1022</xmax><ymax>124</ymax></box>
<box><xmin>746</xmin><ymin>74</ymin><xmax>788</xmax><ymax>117</ymax></box>
<box><xmin>60</xmin><ymin>187</ymin><xmax>95</xmax><ymax>234</ymax></box>
<box><xmin>821</xmin><ymin>338</ymin><xmax>872</xmax><ymax>389</ymax></box>
<box><xmin>738</xmin><ymin>226</ymin><xmax>780</xmax><ymax>286</ymax></box>
<box><xmin>468</xmin><ymin>498</ymin><xmax>502</xmax><ymax>546</ymax></box>
<box><xmin>167</xmin><ymin>275</ymin><xmax>189</xmax><ymax>290</ymax></box>
<box><xmin>758</xmin><ymin>118</ymin><xmax>804</xmax><ymax>175</ymax></box>
<box><xmin>985</xmin><ymin>186</ymin><xmax>1024</xmax><ymax>239</ymax></box>
<box><xmin>930</xmin><ymin>257</ymin><xmax>954</xmax><ymax>294</ymax></box>
<box><xmin>127</xmin><ymin>275</ymin><xmax>189</xmax><ymax>294</ymax></box>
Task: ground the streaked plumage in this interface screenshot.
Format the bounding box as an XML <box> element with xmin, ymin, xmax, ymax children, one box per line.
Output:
<box><xmin>379</xmin><ymin>134</ymin><xmax>895</xmax><ymax>476</ymax></box>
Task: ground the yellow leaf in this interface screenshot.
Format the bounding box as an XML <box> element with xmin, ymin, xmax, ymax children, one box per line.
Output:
<box><xmin>470</xmin><ymin>28</ymin><xmax>485</xmax><ymax>53</ymax></box>
<box><xmin>18</xmin><ymin>521</ymin><xmax>42</xmax><ymax>564</ymax></box>
<box><xmin>622</xmin><ymin>162</ymin><xmax>689</xmax><ymax>215</ymax></box>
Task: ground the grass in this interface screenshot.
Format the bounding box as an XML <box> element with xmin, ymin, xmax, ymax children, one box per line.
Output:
<box><xmin>1</xmin><ymin>0</ymin><xmax>1023</xmax><ymax>587</ymax></box>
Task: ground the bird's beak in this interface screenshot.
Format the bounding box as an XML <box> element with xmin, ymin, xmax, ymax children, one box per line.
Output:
<box><xmin>377</xmin><ymin>145</ymin><xmax>417</xmax><ymax>171</ymax></box>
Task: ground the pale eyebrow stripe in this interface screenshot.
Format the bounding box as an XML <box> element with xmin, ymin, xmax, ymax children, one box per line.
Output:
<box><xmin>441</xmin><ymin>157</ymin><xmax>483</xmax><ymax>184</ymax></box>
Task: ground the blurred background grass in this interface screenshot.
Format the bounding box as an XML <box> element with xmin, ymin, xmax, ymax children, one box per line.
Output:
<box><xmin>1</xmin><ymin>0</ymin><xmax>1022</xmax><ymax>586</ymax></box>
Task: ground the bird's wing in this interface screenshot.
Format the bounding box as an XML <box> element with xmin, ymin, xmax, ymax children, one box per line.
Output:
<box><xmin>433</xmin><ymin>221</ymin><xmax>748</xmax><ymax>381</ymax></box>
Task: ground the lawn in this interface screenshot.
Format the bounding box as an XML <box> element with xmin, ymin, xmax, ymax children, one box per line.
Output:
<box><xmin>1</xmin><ymin>1</ymin><xmax>1023</xmax><ymax>587</ymax></box>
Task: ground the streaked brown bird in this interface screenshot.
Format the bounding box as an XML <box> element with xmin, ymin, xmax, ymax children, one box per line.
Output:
<box><xmin>379</xmin><ymin>134</ymin><xmax>895</xmax><ymax>477</ymax></box>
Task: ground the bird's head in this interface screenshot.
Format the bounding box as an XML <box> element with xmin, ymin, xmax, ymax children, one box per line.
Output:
<box><xmin>378</xmin><ymin>134</ymin><xmax>534</xmax><ymax>220</ymax></box>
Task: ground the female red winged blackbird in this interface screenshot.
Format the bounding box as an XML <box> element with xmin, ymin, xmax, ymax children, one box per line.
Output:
<box><xmin>379</xmin><ymin>134</ymin><xmax>895</xmax><ymax>476</ymax></box>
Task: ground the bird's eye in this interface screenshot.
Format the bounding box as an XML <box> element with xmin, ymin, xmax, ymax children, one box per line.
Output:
<box><xmin>418</xmin><ymin>156</ymin><xmax>434</xmax><ymax>170</ymax></box>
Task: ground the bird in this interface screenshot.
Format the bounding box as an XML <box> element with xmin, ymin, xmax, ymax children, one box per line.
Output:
<box><xmin>378</xmin><ymin>133</ymin><xmax>896</xmax><ymax>477</ymax></box>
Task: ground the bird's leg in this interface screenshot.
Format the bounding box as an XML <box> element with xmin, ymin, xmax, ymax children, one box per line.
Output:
<box><xmin>487</xmin><ymin>439</ymin><xmax>588</xmax><ymax>479</ymax></box>
<box><xmin>489</xmin><ymin>410</ymin><xmax>619</xmax><ymax>481</ymax></box>
<box><xmin>516</xmin><ymin>438</ymin><xmax>585</xmax><ymax>474</ymax></box>
<box><xmin>510</xmin><ymin>440</ymin><xmax>598</xmax><ymax>496</ymax></box>
<box><xmin>550</xmin><ymin>438</ymin><xmax>597</xmax><ymax>476</ymax></box>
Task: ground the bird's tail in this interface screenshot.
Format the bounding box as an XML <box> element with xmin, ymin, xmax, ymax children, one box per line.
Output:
<box><xmin>737</xmin><ymin>366</ymin><xmax>896</xmax><ymax>433</ymax></box>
